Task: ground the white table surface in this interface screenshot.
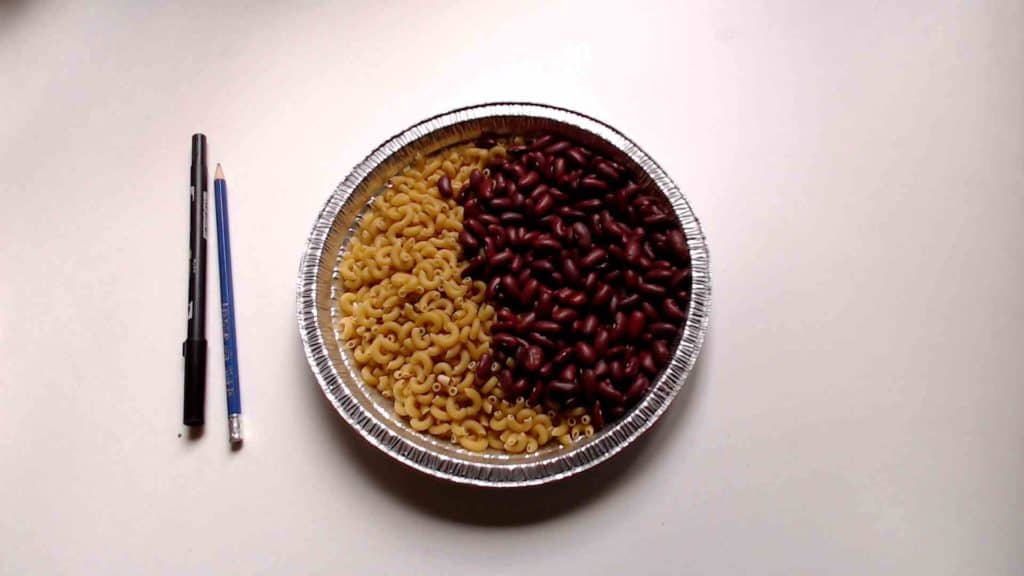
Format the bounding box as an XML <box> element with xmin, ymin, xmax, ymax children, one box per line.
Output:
<box><xmin>2</xmin><ymin>1</ymin><xmax>1022</xmax><ymax>574</ymax></box>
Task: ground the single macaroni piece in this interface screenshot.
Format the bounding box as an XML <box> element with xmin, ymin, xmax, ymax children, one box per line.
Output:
<box><xmin>336</xmin><ymin>143</ymin><xmax>575</xmax><ymax>453</ymax></box>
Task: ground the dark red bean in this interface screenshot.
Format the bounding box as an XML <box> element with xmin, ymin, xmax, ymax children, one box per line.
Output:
<box><xmin>625</xmin><ymin>311</ymin><xmax>646</xmax><ymax>341</ymax></box>
<box><xmin>592</xmin><ymin>402</ymin><xmax>605</xmax><ymax>428</ymax></box>
<box><xmin>576</xmin><ymin>342</ymin><xmax>597</xmax><ymax>365</ymax></box>
<box><xmin>580</xmin><ymin>314</ymin><xmax>599</xmax><ymax>336</ymax></box>
<box><xmin>464</xmin><ymin>218</ymin><xmax>486</xmax><ymax>238</ymax></box>
<box><xmin>639</xmin><ymin>301</ymin><xmax>659</xmax><ymax>322</ymax></box>
<box><xmin>562</xmin><ymin>258</ymin><xmax>581</xmax><ymax>285</ymax></box>
<box><xmin>533</xmin><ymin>320</ymin><xmax>561</xmax><ymax>335</ymax></box>
<box><xmin>551</xmin><ymin>347</ymin><xmax>573</xmax><ymax>366</ymax></box>
<box><xmin>671</xmin><ymin>268</ymin><xmax>692</xmax><ymax>288</ymax></box>
<box><xmin>493</xmin><ymin>333</ymin><xmax>519</xmax><ymax>349</ymax></box>
<box><xmin>476</xmin><ymin>353</ymin><xmax>493</xmax><ymax>380</ymax></box>
<box><xmin>544</xmin><ymin>140</ymin><xmax>571</xmax><ymax>155</ymax></box>
<box><xmin>533</xmin><ymin>236</ymin><xmax>562</xmax><ymax>252</ymax></box>
<box><xmin>524</xmin><ymin>345</ymin><xmax>545</xmax><ymax>372</ymax></box>
<box><xmin>643</xmin><ymin>213</ymin><xmax>674</xmax><ymax>226</ymax></box>
<box><xmin>566</xmin><ymin>147</ymin><xmax>588</xmax><ymax>165</ymax></box>
<box><xmin>437</xmin><ymin>175</ymin><xmax>453</xmax><ymax>198</ymax></box>
<box><xmin>574</xmin><ymin>198</ymin><xmax>603</xmax><ymax>211</ymax></box>
<box><xmin>580</xmin><ymin>248</ymin><xmax>607</xmax><ymax>269</ymax></box>
<box><xmin>595</xmin><ymin>161</ymin><xmax>621</xmax><ymax>182</ymax></box>
<box><xmin>597</xmin><ymin>381</ymin><xmax>625</xmax><ymax>405</ymax></box>
<box><xmin>624</xmin><ymin>355</ymin><xmax>640</xmax><ymax>379</ymax></box>
<box><xmin>649</xmin><ymin>323</ymin><xmax>678</xmax><ymax>338</ymax></box>
<box><xmin>552</xmin><ymin>156</ymin><xmax>566</xmax><ymax>181</ymax></box>
<box><xmin>490</xmin><ymin>197</ymin><xmax>514</xmax><ymax>210</ymax></box>
<box><xmin>535</xmin><ymin>290</ymin><xmax>554</xmax><ymax>317</ymax></box>
<box><xmin>594</xmin><ymin>328</ymin><xmax>610</xmax><ymax>354</ymax></box>
<box><xmin>557</xmin><ymin>206</ymin><xmax>586</xmax><ymax>219</ymax></box>
<box><xmin>558</xmin><ymin>290</ymin><xmax>587</xmax><ymax>308</ymax></box>
<box><xmin>500</xmin><ymin>212</ymin><xmax>525</xmax><ymax>225</ymax></box>
<box><xmin>546</xmin><ymin>307</ymin><xmax>573</xmax><ymax>325</ymax></box>
<box><xmin>638</xmin><ymin>282</ymin><xmax>666</xmax><ymax>297</ymax></box>
<box><xmin>548</xmin><ymin>380</ymin><xmax>578</xmax><ymax>397</ymax></box>
<box><xmin>558</xmin><ymin>363</ymin><xmax>578</xmax><ymax>382</ymax></box>
<box><xmin>529</xmin><ymin>332</ymin><xmax>556</xmax><ymax>350</ymax></box>
<box><xmin>458</xmin><ymin>229</ymin><xmax>479</xmax><ymax>251</ymax></box>
<box><xmin>610</xmin><ymin>360</ymin><xmax>625</xmax><ymax>381</ymax></box>
<box><xmin>477</xmin><ymin>212</ymin><xmax>500</xmax><ymax>227</ymax></box>
<box><xmin>517</xmin><ymin>171</ymin><xmax>540</xmax><ymax>191</ymax></box>
<box><xmin>624</xmin><ymin>270</ymin><xmax>640</xmax><ymax>289</ymax></box>
<box><xmin>530</xmin><ymin>135</ymin><xmax>555</xmax><ymax>150</ymax></box>
<box><xmin>667</xmin><ymin>229</ymin><xmax>689</xmax><ymax>262</ymax></box>
<box><xmin>652</xmin><ymin>341</ymin><xmax>670</xmax><ymax>365</ymax></box>
<box><xmin>581</xmin><ymin>369</ymin><xmax>598</xmax><ymax>399</ymax></box>
<box><xmin>645</xmin><ymin>268</ymin><xmax>674</xmax><ymax>284</ymax></box>
<box><xmin>624</xmin><ymin>238</ymin><xmax>642</xmax><ymax>262</ymax></box>
<box><xmin>572</xmin><ymin>222</ymin><xmax>592</xmax><ymax>249</ymax></box>
<box><xmin>486</xmin><ymin>276</ymin><xmax>502</xmax><ymax>299</ymax></box>
<box><xmin>639</xmin><ymin>351</ymin><xmax>658</xmax><ymax>376</ymax></box>
<box><xmin>532</xmin><ymin>192</ymin><xmax>554</xmax><ymax>217</ymax></box>
<box><xmin>580</xmin><ymin>176</ymin><xmax>608</xmax><ymax>192</ymax></box>
<box><xmin>618</xmin><ymin>293</ymin><xmax>641</xmax><ymax>309</ymax></box>
<box><xmin>625</xmin><ymin>376</ymin><xmax>649</xmax><ymax>402</ymax></box>
<box><xmin>662</xmin><ymin>298</ymin><xmax>686</xmax><ymax>322</ymax></box>
<box><xmin>469</xmin><ymin>169</ymin><xmax>483</xmax><ymax>190</ymax></box>
<box><xmin>489</xmin><ymin>251</ymin><xmax>514</xmax><ymax>270</ymax></box>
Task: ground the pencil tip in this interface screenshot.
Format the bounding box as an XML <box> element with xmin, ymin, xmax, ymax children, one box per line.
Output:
<box><xmin>215</xmin><ymin>164</ymin><xmax>224</xmax><ymax>180</ymax></box>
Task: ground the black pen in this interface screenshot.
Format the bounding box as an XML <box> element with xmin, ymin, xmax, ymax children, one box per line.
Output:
<box><xmin>183</xmin><ymin>134</ymin><xmax>208</xmax><ymax>427</ymax></box>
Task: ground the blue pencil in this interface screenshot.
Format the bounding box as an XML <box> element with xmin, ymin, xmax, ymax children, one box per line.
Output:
<box><xmin>214</xmin><ymin>164</ymin><xmax>243</xmax><ymax>444</ymax></box>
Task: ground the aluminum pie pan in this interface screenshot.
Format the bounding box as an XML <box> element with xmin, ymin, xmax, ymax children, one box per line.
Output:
<box><xmin>297</xmin><ymin>103</ymin><xmax>711</xmax><ymax>487</ymax></box>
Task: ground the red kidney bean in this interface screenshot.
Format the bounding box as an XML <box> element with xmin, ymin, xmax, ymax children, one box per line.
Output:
<box><xmin>550</xmin><ymin>216</ymin><xmax>569</xmax><ymax>240</ymax></box>
<box><xmin>529</xmin><ymin>332</ymin><xmax>556</xmax><ymax>350</ymax></box>
<box><xmin>591</xmin><ymin>284</ymin><xmax>613</xmax><ymax>307</ymax></box>
<box><xmin>575</xmin><ymin>342</ymin><xmax>597</xmax><ymax>365</ymax></box>
<box><xmin>490</xmin><ymin>197</ymin><xmax>514</xmax><ymax>211</ymax></box>
<box><xmin>530</xmin><ymin>194</ymin><xmax>554</xmax><ymax>218</ymax></box>
<box><xmin>597</xmin><ymin>381</ymin><xmax>625</xmax><ymax>405</ymax></box>
<box><xmin>550</xmin><ymin>306</ymin><xmax>578</xmax><ymax>324</ymax></box>
<box><xmin>523</xmin><ymin>345</ymin><xmax>545</xmax><ymax>372</ymax></box>
<box><xmin>671</xmin><ymin>268</ymin><xmax>692</xmax><ymax>289</ymax></box>
<box><xmin>624</xmin><ymin>238</ymin><xmax>642</xmax><ymax>262</ymax></box>
<box><xmin>558</xmin><ymin>363</ymin><xmax>577</xmax><ymax>382</ymax></box>
<box><xmin>532</xmin><ymin>236</ymin><xmax>562</xmax><ymax>252</ymax></box>
<box><xmin>667</xmin><ymin>229</ymin><xmax>689</xmax><ymax>261</ymax></box>
<box><xmin>561</xmin><ymin>258</ymin><xmax>581</xmax><ymax>285</ymax></box>
<box><xmin>580</xmin><ymin>176</ymin><xmax>609</xmax><ymax>192</ymax></box>
<box><xmin>580</xmin><ymin>314</ymin><xmax>599</xmax><ymax>336</ymax></box>
<box><xmin>489</xmin><ymin>251</ymin><xmax>514</xmax><ymax>270</ymax></box>
<box><xmin>572</xmin><ymin>222</ymin><xmax>592</xmax><ymax>249</ymax></box>
<box><xmin>533</xmin><ymin>320</ymin><xmax>562</xmax><ymax>335</ymax></box>
<box><xmin>583</xmin><ymin>271</ymin><xmax>599</xmax><ymax>292</ymax></box>
<box><xmin>645</xmin><ymin>268</ymin><xmax>674</xmax><ymax>284</ymax></box>
<box><xmin>485</xmin><ymin>276</ymin><xmax>502</xmax><ymax>299</ymax></box>
<box><xmin>544</xmin><ymin>140</ymin><xmax>571</xmax><ymax>155</ymax></box>
<box><xmin>661</xmin><ymin>298</ymin><xmax>686</xmax><ymax>322</ymax></box>
<box><xmin>618</xmin><ymin>293</ymin><xmax>641</xmax><ymax>309</ymax></box>
<box><xmin>557</xmin><ymin>205</ymin><xmax>586</xmax><ymax>219</ymax></box>
<box><xmin>548</xmin><ymin>380</ymin><xmax>577</xmax><ymax>397</ymax></box>
<box><xmin>638</xmin><ymin>282</ymin><xmax>666</xmax><ymax>297</ymax></box>
<box><xmin>464</xmin><ymin>218</ymin><xmax>486</xmax><ymax>238</ymax></box>
<box><xmin>437</xmin><ymin>175</ymin><xmax>453</xmax><ymax>198</ymax></box>
<box><xmin>530</xmin><ymin>135</ymin><xmax>555</xmax><ymax>150</ymax></box>
<box><xmin>517</xmin><ymin>171</ymin><xmax>540</xmax><ymax>191</ymax></box>
<box><xmin>652</xmin><ymin>341</ymin><xmax>670</xmax><ymax>365</ymax></box>
<box><xmin>595</xmin><ymin>161</ymin><xmax>621</xmax><ymax>182</ymax></box>
<box><xmin>580</xmin><ymin>248</ymin><xmax>607</xmax><ymax>269</ymax></box>
<box><xmin>594</xmin><ymin>328</ymin><xmax>610</xmax><ymax>354</ymax></box>
<box><xmin>624</xmin><ymin>269</ymin><xmax>639</xmax><ymax>289</ymax></box>
<box><xmin>591</xmin><ymin>402</ymin><xmax>605</xmax><ymax>429</ymax></box>
<box><xmin>649</xmin><ymin>323</ymin><xmax>678</xmax><ymax>338</ymax></box>
<box><xmin>493</xmin><ymin>333</ymin><xmax>519</xmax><ymax>350</ymax></box>
<box><xmin>625</xmin><ymin>376</ymin><xmax>649</xmax><ymax>402</ymax></box>
<box><xmin>625</xmin><ymin>310</ymin><xmax>646</xmax><ymax>341</ymax></box>
<box><xmin>559</xmin><ymin>290</ymin><xmax>587</xmax><ymax>308</ymax></box>
<box><xmin>638</xmin><ymin>351</ymin><xmax>658</xmax><ymax>376</ymax></box>
<box><xmin>623</xmin><ymin>355</ymin><xmax>640</xmax><ymax>379</ymax></box>
<box><xmin>574</xmin><ymin>198</ymin><xmax>603</xmax><ymax>211</ymax></box>
<box><xmin>564</xmin><ymin>147</ymin><xmax>588</xmax><ymax>165</ymax></box>
<box><xmin>458</xmin><ymin>229</ymin><xmax>479</xmax><ymax>252</ymax></box>
<box><xmin>638</xmin><ymin>301</ymin><xmax>659</xmax><ymax>322</ymax></box>
<box><xmin>552</xmin><ymin>156</ymin><xmax>566</xmax><ymax>181</ymax></box>
<box><xmin>500</xmin><ymin>212</ymin><xmax>525</xmax><ymax>225</ymax></box>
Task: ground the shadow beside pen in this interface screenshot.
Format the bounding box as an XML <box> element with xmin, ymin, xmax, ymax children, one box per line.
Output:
<box><xmin>298</xmin><ymin>334</ymin><xmax>709</xmax><ymax>526</ymax></box>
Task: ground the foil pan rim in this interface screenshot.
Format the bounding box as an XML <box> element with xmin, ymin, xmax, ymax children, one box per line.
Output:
<box><xmin>298</xmin><ymin>102</ymin><xmax>712</xmax><ymax>487</ymax></box>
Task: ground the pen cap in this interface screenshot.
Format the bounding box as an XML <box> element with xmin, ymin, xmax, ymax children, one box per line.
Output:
<box><xmin>183</xmin><ymin>339</ymin><xmax>207</xmax><ymax>426</ymax></box>
<box><xmin>190</xmin><ymin>134</ymin><xmax>207</xmax><ymax>186</ymax></box>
